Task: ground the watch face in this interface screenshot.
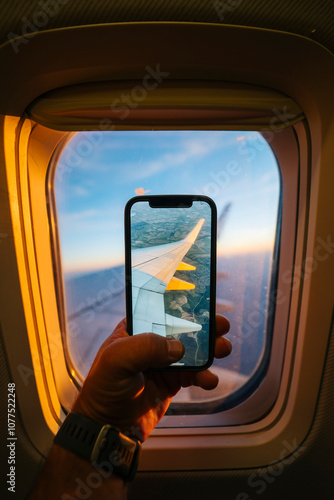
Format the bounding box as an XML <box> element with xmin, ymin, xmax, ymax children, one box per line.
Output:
<box><xmin>96</xmin><ymin>427</ymin><xmax>142</xmax><ymax>481</ymax></box>
<box><xmin>55</xmin><ymin>413</ymin><xmax>141</xmax><ymax>481</ymax></box>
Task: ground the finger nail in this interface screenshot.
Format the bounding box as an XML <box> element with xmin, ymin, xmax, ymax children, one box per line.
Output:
<box><xmin>225</xmin><ymin>339</ymin><xmax>232</xmax><ymax>354</ymax></box>
<box><xmin>167</xmin><ymin>339</ymin><xmax>184</xmax><ymax>360</ymax></box>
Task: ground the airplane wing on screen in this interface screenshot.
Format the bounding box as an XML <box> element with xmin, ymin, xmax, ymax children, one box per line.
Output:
<box><xmin>131</xmin><ymin>218</ymin><xmax>205</xmax><ymax>336</ymax></box>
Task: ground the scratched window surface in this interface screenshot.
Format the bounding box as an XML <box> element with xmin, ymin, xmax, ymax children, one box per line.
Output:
<box><xmin>53</xmin><ymin>130</ymin><xmax>280</xmax><ymax>410</ymax></box>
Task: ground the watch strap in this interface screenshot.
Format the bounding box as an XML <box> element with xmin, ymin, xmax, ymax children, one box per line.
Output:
<box><xmin>54</xmin><ymin>412</ymin><xmax>141</xmax><ymax>481</ymax></box>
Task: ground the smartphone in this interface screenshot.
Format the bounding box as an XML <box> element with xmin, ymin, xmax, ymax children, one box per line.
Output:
<box><xmin>124</xmin><ymin>195</ymin><xmax>217</xmax><ymax>370</ymax></box>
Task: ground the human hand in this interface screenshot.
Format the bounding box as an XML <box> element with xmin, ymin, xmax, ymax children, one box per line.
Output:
<box><xmin>73</xmin><ymin>315</ymin><xmax>231</xmax><ymax>441</ymax></box>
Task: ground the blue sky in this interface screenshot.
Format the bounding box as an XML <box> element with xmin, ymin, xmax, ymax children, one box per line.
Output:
<box><xmin>55</xmin><ymin>130</ymin><xmax>280</xmax><ymax>274</ymax></box>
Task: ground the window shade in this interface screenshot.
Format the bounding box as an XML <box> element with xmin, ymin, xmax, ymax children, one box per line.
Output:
<box><xmin>27</xmin><ymin>81</ymin><xmax>304</xmax><ymax>131</ymax></box>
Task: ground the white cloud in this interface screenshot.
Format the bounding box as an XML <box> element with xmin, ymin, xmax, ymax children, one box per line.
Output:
<box><xmin>73</xmin><ymin>185</ymin><xmax>90</xmax><ymax>197</ymax></box>
<box><xmin>64</xmin><ymin>209</ymin><xmax>101</xmax><ymax>221</ymax></box>
<box><xmin>130</xmin><ymin>133</ymin><xmax>225</xmax><ymax>180</ymax></box>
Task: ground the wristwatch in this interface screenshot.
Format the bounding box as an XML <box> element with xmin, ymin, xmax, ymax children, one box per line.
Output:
<box><xmin>54</xmin><ymin>412</ymin><xmax>142</xmax><ymax>481</ymax></box>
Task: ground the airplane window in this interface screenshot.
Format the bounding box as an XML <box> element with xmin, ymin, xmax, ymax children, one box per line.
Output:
<box><xmin>51</xmin><ymin>130</ymin><xmax>280</xmax><ymax>414</ymax></box>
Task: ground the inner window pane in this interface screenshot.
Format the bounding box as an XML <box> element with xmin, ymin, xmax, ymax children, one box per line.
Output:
<box><xmin>52</xmin><ymin>130</ymin><xmax>280</xmax><ymax>411</ymax></box>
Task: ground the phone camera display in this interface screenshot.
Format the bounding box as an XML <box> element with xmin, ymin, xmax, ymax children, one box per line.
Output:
<box><xmin>128</xmin><ymin>198</ymin><xmax>215</xmax><ymax>368</ymax></box>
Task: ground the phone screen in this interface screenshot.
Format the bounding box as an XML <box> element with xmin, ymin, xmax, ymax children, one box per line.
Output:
<box><xmin>125</xmin><ymin>195</ymin><xmax>216</xmax><ymax>369</ymax></box>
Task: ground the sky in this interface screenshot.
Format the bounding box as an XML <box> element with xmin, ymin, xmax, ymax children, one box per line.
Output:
<box><xmin>54</xmin><ymin>130</ymin><xmax>280</xmax><ymax>275</ymax></box>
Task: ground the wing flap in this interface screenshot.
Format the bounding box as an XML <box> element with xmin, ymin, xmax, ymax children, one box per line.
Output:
<box><xmin>165</xmin><ymin>313</ymin><xmax>202</xmax><ymax>335</ymax></box>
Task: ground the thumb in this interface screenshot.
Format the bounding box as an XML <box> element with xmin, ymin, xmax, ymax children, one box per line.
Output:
<box><xmin>108</xmin><ymin>333</ymin><xmax>185</xmax><ymax>376</ymax></box>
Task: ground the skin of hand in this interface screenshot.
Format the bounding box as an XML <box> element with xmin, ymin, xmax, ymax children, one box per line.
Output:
<box><xmin>73</xmin><ymin>314</ymin><xmax>232</xmax><ymax>442</ymax></box>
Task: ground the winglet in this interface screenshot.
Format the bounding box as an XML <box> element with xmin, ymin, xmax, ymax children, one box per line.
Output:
<box><xmin>184</xmin><ymin>218</ymin><xmax>205</xmax><ymax>243</ymax></box>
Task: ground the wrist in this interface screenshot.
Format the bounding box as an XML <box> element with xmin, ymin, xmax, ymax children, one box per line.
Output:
<box><xmin>30</xmin><ymin>444</ymin><xmax>127</xmax><ymax>500</ymax></box>
<box><xmin>54</xmin><ymin>412</ymin><xmax>142</xmax><ymax>482</ymax></box>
